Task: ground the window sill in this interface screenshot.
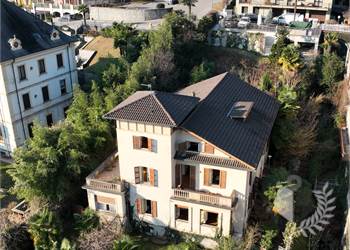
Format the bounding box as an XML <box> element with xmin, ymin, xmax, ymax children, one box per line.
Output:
<box><xmin>201</xmin><ymin>223</ymin><xmax>218</xmax><ymax>228</ymax></box>
<box><xmin>176</xmin><ymin>218</ymin><xmax>189</xmax><ymax>223</ymax></box>
<box><xmin>134</xmin><ymin>148</ymin><xmax>153</xmax><ymax>153</ymax></box>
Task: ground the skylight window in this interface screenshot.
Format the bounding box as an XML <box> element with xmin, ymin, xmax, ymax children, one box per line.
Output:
<box><xmin>227</xmin><ymin>101</ymin><xmax>254</xmax><ymax>120</ymax></box>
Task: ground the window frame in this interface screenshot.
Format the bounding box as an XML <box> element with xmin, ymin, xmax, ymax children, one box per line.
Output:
<box><xmin>27</xmin><ymin>122</ymin><xmax>34</xmax><ymax>138</ymax></box>
<box><xmin>42</xmin><ymin>86</ymin><xmax>50</xmax><ymax>103</ymax></box>
<box><xmin>175</xmin><ymin>205</ymin><xmax>189</xmax><ymax>221</ymax></box>
<box><xmin>38</xmin><ymin>59</ymin><xmax>46</xmax><ymax>75</ymax></box>
<box><xmin>22</xmin><ymin>93</ymin><xmax>31</xmax><ymax>110</ymax></box>
<box><xmin>56</xmin><ymin>53</ymin><xmax>64</xmax><ymax>68</ymax></box>
<box><xmin>210</xmin><ymin>169</ymin><xmax>221</xmax><ymax>186</ymax></box>
<box><xmin>201</xmin><ymin>210</ymin><xmax>218</xmax><ymax>227</ymax></box>
<box><xmin>18</xmin><ymin>65</ymin><xmax>27</xmax><ymax>81</ymax></box>
<box><xmin>60</xmin><ymin>79</ymin><xmax>67</xmax><ymax>95</ymax></box>
<box><xmin>46</xmin><ymin>113</ymin><xmax>53</xmax><ymax>127</ymax></box>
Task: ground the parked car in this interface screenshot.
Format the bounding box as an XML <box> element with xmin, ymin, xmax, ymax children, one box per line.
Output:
<box><xmin>167</xmin><ymin>0</ymin><xmax>178</xmax><ymax>4</ymax></box>
<box><xmin>272</xmin><ymin>13</ymin><xmax>304</xmax><ymax>25</ymax></box>
<box><xmin>224</xmin><ymin>16</ymin><xmax>238</xmax><ymax>28</ymax></box>
<box><xmin>237</xmin><ymin>16</ymin><xmax>251</xmax><ymax>28</ymax></box>
<box><xmin>244</xmin><ymin>13</ymin><xmax>258</xmax><ymax>23</ymax></box>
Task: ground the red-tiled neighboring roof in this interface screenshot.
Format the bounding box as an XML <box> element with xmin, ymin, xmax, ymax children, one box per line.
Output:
<box><xmin>103</xmin><ymin>91</ymin><xmax>199</xmax><ymax>127</ymax></box>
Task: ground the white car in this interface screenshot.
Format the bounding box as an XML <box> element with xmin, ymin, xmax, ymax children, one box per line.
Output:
<box><xmin>237</xmin><ymin>17</ymin><xmax>251</xmax><ymax>28</ymax></box>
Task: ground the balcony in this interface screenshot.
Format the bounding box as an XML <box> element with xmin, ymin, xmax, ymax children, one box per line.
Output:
<box><xmin>172</xmin><ymin>188</ymin><xmax>235</xmax><ymax>208</ymax></box>
<box><xmin>84</xmin><ymin>151</ymin><xmax>124</xmax><ymax>194</ymax></box>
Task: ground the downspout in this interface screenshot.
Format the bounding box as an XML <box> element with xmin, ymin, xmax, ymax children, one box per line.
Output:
<box><xmin>10</xmin><ymin>60</ymin><xmax>27</xmax><ymax>140</ymax></box>
<box><xmin>66</xmin><ymin>44</ymin><xmax>74</xmax><ymax>91</ymax></box>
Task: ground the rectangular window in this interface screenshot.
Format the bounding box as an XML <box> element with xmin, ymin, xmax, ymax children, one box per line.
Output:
<box><xmin>133</xmin><ymin>136</ymin><xmax>155</xmax><ymax>152</ymax></box>
<box><xmin>22</xmin><ymin>93</ymin><xmax>31</xmax><ymax>110</ymax></box>
<box><xmin>18</xmin><ymin>65</ymin><xmax>26</xmax><ymax>81</ymax></box>
<box><xmin>60</xmin><ymin>79</ymin><xmax>67</xmax><ymax>95</ymax></box>
<box><xmin>201</xmin><ymin>211</ymin><xmax>218</xmax><ymax>226</ymax></box>
<box><xmin>187</xmin><ymin>142</ymin><xmax>199</xmax><ymax>152</ymax></box>
<box><xmin>56</xmin><ymin>53</ymin><xmax>64</xmax><ymax>68</ymax></box>
<box><xmin>38</xmin><ymin>59</ymin><xmax>46</xmax><ymax>74</ymax></box>
<box><xmin>27</xmin><ymin>122</ymin><xmax>34</xmax><ymax>138</ymax></box>
<box><xmin>63</xmin><ymin>106</ymin><xmax>69</xmax><ymax>118</ymax></box>
<box><xmin>46</xmin><ymin>114</ymin><xmax>53</xmax><ymax>127</ymax></box>
<box><xmin>249</xmin><ymin>172</ymin><xmax>252</xmax><ymax>186</ymax></box>
<box><xmin>211</xmin><ymin>169</ymin><xmax>220</xmax><ymax>185</ymax></box>
<box><xmin>42</xmin><ymin>86</ymin><xmax>50</xmax><ymax>102</ymax></box>
<box><xmin>134</xmin><ymin>167</ymin><xmax>158</xmax><ymax>186</ymax></box>
<box><xmin>136</xmin><ymin>198</ymin><xmax>157</xmax><ymax>217</ymax></box>
<box><xmin>204</xmin><ymin>168</ymin><xmax>226</xmax><ymax>188</ymax></box>
<box><xmin>175</xmin><ymin>205</ymin><xmax>189</xmax><ymax>221</ymax></box>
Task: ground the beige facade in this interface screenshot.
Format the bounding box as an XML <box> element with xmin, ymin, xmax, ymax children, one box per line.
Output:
<box><xmin>235</xmin><ymin>0</ymin><xmax>332</xmax><ymax>22</ymax></box>
<box><xmin>84</xmin><ymin>119</ymin><xmax>268</xmax><ymax>237</ymax></box>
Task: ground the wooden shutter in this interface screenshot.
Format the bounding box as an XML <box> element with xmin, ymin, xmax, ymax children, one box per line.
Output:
<box><xmin>135</xmin><ymin>198</ymin><xmax>142</xmax><ymax>214</ymax></box>
<box><xmin>220</xmin><ymin>170</ymin><xmax>227</xmax><ymax>188</ymax></box>
<box><xmin>178</xmin><ymin>142</ymin><xmax>187</xmax><ymax>151</ymax></box>
<box><xmin>134</xmin><ymin>167</ymin><xmax>140</xmax><ymax>184</ymax></box>
<box><xmin>150</xmin><ymin>168</ymin><xmax>155</xmax><ymax>186</ymax></box>
<box><xmin>204</xmin><ymin>143</ymin><xmax>214</xmax><ymax>154</ymax></box>
<box><xmin>133</xmin><ymin>136</ymin><xmax>140</xmax><ymax>149</ymax></box>
<box><xmin>175</xmin><ymin>164</ymin><xmax>181</xmax><ymax>187</ymax></box>
<box><xmin>147</xmin><ymin>138</ymin><xmax>152</xmax><ymax>151</ymax></box>
<box><xmin>204</xmin><ymin>168</ymin><xmax>210</xmax><ymax>186</ymax></box>
<box><xmin>151</xmin><ymin>201</ymin><xmax>157</xmax><ymax>218</ymax></box>
<box><xmin>189</xmin><ymin>166</ymin><xmax>196</xmax><ymax>190</ymax></box>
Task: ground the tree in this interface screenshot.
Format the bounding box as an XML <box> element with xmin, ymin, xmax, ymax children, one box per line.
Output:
<box><xmin>320</xmin><ymin>52</ymin><xmax>344</xmax><ymax>89</ymax></box>
<box><xmin>190</xmin><ymin>60</ymin><xmax>214</xmax><ymax>83</ymax></box>
<box><xmin>102</xmin><ymin>58</ymin><xmax>129</xmax><ymax>87</ymax></box>
<box><xmin>28</xmin><ymin>209</ymin><xmax>62</xmax><ymax>250</ymax></box>
<box><xmin>278</xmin><ymin>44</ymin><xmax>302</xmax><ymax>72</ymax></box>
<box><xmin>60</xmin><ymin>238</ymin><xmax>76</xmax><ymax>250</ymax></box>
<box><xmin>322</xmin><ymin>32</ymin><xmax>339</xmax><ymax>54</ymax></box>
<box><xmin>282</xmin><ymin>222</ymin><xmax>300</xmax><ymax>250</ymax></box>
<box><xmin>197</xmin><ymin>15</ymin><xmax>216</xmax><ymax>41</ymax></box>
<box><xmin>78</xmin><ymin>4</ymin><xmax>89</xmax><ymax>27</ymax></box>
<box><xmin>269</xmin><ymin>27</ymin><xmax>290</xmax><ymax>63</ymax></box>
<box><xmin>180</xmin><ymin>0</ymin><xmax>198</xmax><ymax>18</ymax></box>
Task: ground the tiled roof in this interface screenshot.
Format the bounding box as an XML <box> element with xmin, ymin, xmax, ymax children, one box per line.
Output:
<box><xmin>176</xmin><ymin>73</ymin><xmax>227</xmax><ymax>100</ymax></box>
<box><xmin>1</xmin><ymin>0</ymin><xmax>76</xmax><ymax>63</ymax></box>
<box><xmin>103</xmin><ymin>91</ymin><xmax>199</xmax><ymax>127</ymax></box>
<box><xmin>181</xmin><ymin>73</ymin><xmax>280</xmax><ymax>168</ymax></box>
<box><xmin>174</xmin><ymin>151</ymin><xmax>252</xmax><ymax>171</ymax></box>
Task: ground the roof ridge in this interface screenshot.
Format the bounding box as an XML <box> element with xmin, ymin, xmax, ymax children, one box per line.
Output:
<box><xmin>152</xmin><ymin>92</ymin><xmax>177</xmax><ymax>126</ymax></box>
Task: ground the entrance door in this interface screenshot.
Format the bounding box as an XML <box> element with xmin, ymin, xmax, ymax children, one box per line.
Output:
<box><xmin>175</xmin><ymin>164</ymin><xmax>196</xmax><ymax>190</ymax></box>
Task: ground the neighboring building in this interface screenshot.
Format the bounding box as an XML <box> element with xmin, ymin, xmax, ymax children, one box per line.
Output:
<box><xmin>235</xmin><ymin>0</ymin><xmax>333</xmax><ymax>22</ymax></box>
<box><xmin>0</xmin><ymin>0</ymin><xmax>77</xmax><ymax>157</ymax></box>
<box><xmin>83</xmin><ymin>73</ymin><xmax>280</xmax><ymax>237</ymax></box>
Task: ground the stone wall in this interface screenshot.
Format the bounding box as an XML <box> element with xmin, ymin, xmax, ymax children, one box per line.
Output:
<box><xmin>90</xmin><ymin>6</ymin><xmax>172</xmax><ymax>22</ymax></box>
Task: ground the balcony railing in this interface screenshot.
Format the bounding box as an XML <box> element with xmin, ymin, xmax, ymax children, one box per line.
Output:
<box><xmin>172</xmin><ymin>188</ymin><xmax>235</xmax><ymax>208</ymax></box>
<box><xmin>84</xmin><ymin>151</ymin><xmax>124</xmax><ymax>194</ymax></box>
<box><xmin>86</xmin><ymin>178</ymin><xmax>123</xmax><ymax>193</ymax></box>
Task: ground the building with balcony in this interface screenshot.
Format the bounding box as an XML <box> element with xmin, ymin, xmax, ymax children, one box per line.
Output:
<box><xmin>0</xmin><ymin>0</ymin><xmax>77</xmax><ymax>157</ymax></box>
<box><xmin>83</xmin><ymin>73</ymin><xmax>280</xmax><ymax>237</ymax></box>
<box><xmin>235</xmin><ymin>0</ymin><xmax>333</xmax><ymax>22</ymax></box>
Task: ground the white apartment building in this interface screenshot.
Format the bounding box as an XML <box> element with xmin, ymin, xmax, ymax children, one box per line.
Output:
<box><xmin>0</xmin><ymin>0</ymin><xmax>77</xmax><ymax>157</ymax></box>
<box><xmin>83</xmin><ymin>73</ymin><xmax>280</xmax><ymax>237</ymax></box>
<box><xmin>235</xmin><ymin>0</ymin><xmax>333</xmax><ymax>22</ymax></box>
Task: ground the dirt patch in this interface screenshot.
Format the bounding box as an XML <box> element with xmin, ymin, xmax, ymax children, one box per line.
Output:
<box><xmin>84</xmin><ymin>36</ymin><xmax>120</xmax><ymax>66</ymax></box>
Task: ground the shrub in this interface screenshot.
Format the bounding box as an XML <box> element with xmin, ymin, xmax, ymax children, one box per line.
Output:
<box><xmin>73</xmin><ymin>208</ymin><xmax>99</xmax><ymax>233</ymax></box>
<box><xmin>217</xmin><ymin>236</ymin><xmax>241</xmax><ymax>250</ymax></box>
<box><xmin>157</xmin><ymin>3</ymin><xmax>165</xmax><ymax>8</ymax></box>
<box><xmin>260</xmin><ymin>229</ymin><xmax>277</xmax><ymax>250</ymax></box>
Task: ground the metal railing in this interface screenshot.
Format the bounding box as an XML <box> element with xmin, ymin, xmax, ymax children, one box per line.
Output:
<box><xmin>172</xmin><ymin>188</ymin><xmax>234</xmax><ymax>208</ymax></box>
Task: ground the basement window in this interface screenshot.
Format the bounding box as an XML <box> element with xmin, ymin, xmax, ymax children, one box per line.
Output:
<box><xmin>201</xmin><ymin>210</ymin><xmax>218</xmax><ymax>226</ymax></box>
<box><xmin>175</xmin><ymin>206</ymin><xmax>189</xmax><ymax>221</ymax></box>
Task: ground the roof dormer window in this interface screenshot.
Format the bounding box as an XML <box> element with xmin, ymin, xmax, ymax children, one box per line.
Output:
<box><xmin>50</xmin><ymin>30</ymin><xmax>60</xmax><ymax>41</ymax></box>
<box><xmin>8</xmin><ymin>35</ymin><xmax>22</xmax><ymax>51</ymax></box>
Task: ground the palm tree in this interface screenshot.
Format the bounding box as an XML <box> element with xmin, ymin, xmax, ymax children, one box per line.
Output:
<box><xmin>323</xmin><ymin>32</ymin><xmax>339</xmax><ymax>54</ymax></box>
<box><xmin>180</xmin><ymin>0</ymin><xmax>198</xmax><ymax>18</ymax></box>
<box><xmin>78</xmin><ymin>4</ymin><xmax>89</xmax><ymax>27</ymax></box>
<box><xmin>278</xmin><ymin>44</ymin><xmax>302</xmax><ymax>72</ymax></box>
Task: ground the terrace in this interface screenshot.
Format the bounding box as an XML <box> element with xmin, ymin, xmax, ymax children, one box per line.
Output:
<box><xmin>84</xmin><ymin>151</ymin><xmax>123</xmax><ymax>194</ymax></box>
